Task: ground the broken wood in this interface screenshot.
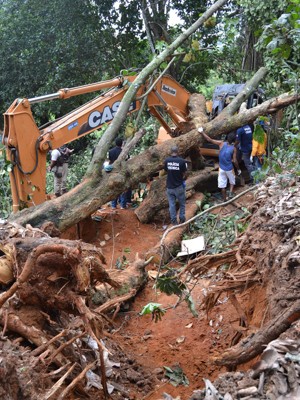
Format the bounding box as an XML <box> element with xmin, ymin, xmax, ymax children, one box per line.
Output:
<box><xmin>178</xmin><ymin>249</ymin><xmax>237</xmax><ymax>278</ymax></box>
<box><xmin>44</xmin><ymin>362</ymin><xmax>77</xmax><ymax>400</ymax></box>
<box><xmin>213</xmin><ymin>300</ymin><xmax>300</xmax><ymax>367</ymax></box>
<box><xmin>0</xmin><ymin>310</ymin><xmax>67</xmax><ymax>365</ymax></box>
<box><xmin>31</xmin><ymin>329</ymin><xmax>68</xmax><ymax>357</ymax></box>
<box><xmin>94</xmin><ymin>289</ymin><xmax>137</xmax><ymax>315</ymax></box>
<box><xmin>186</xmin><ymin>92</ymin><xmax>208</xmax><ymax>169</ymax></box>
<box><xmin>57</xmin><ymin>361</ymin><xmax>97</xmax><ymax>400</ymax></box>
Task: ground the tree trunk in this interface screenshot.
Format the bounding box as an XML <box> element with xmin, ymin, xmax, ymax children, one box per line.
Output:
<box><xmin>213</xmin><ymin>300</ymin><xmax>300</xmax><ymax>367</ymax></box>
<box><xmin>87</xmin><ymin>0</ymin><xmax>229</xmax><ymax>179</ymax></box>
<box><xmin>8</xmin><ymin>91</ymin><xmax>297</xmax><ymax>231</ymax></box>
<box><xmin>146</xmin><ymin>192</ymin><xmax>205</xmax><ymax>264</ymax></box>
<box><xmin>135</xmin><ymin>169</ymin><xmax>218</xmax><ymax>224</ymax></box>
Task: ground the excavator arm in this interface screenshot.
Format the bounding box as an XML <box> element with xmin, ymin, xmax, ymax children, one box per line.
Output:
<box><xmin>3</xmin><ymin>74</ymin><xmax>191</xmax><ymax>212</ymax></box>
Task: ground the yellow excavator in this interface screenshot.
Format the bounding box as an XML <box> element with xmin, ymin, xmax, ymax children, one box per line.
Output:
<box><xmin>3</xmin><ymin>74</ymin><xmax>193</xmax><ymax>212</ymax></box>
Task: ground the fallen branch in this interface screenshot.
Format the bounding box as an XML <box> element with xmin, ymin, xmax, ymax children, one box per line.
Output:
<box><xmin>213</xmin><ymin>300</ymin><xmax>300</xmax><ymax>367</ymax></box>
<box><xmin>31</xmin><ymin>329</ymin><xmax>68</xmax><ymax>357</ymax></box>
<box><xmin>94</xmin><ymin>289</ymin><xmax>137</xmax><ymax>314</ymax></box>
<box><xmin>178</xmin><ymin>249</ymin><xmax>237</xmax><ymax>278</ymax></box>
<box><xmin>117</xmin><ymin>128</ymin><xmax>146</xmax><ymax>162</ymax></box>
<box><xmin>47</xmin><ymin>331</ymin><xmax>85</xmax><ymax>365</ymax></box>
<box><xmin>74</xmin><ymin>296</ymin><xmax>109</xmax><ymax>398</ymax></box>
<box><xmin>160</xmin><ymin>185</ymin><xmax>257</xmax><ymax>247</ymax></box>
<box><xmin>0</xmin><ymin>310</ymin><xmax>68</xmax><ymax>365</ymax></box>
<box><xmin>45</xmin><ymin>362</ymin><xmax>77</xmax><ymax>400</ymax></box>
<box><xmin>57</xmin><ymin>361</ymin><xmax>97</xmax><ymax>400</ymax></box>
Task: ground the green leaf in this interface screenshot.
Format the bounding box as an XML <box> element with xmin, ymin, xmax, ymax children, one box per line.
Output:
<box><xmin>140</xmin><ymin>303</ymin><xmax>163</xmax><ymax>315</ymax></box>
<box><xmin>140</xmin><ymin>303</ymin><xmax>166</xmax><ymax>323</ymax></box>
<box><xmin>273</xmin><ymin>164</ymin><xmax>283</xmax><ymax>173</ymax></box>
<box><xmin>155</xmin><ymin>276</ymin><xmax>186</xmax><ymax>296</ymax></box>
<box><xmin>196</xmin><ymin>200</ymin><xmax>202</xmax><ymax>208</ymax></box>
<box><xmin>164</xmin><ymin>365</ymin><xmax>189</xmax><ymax>387</ymax></box>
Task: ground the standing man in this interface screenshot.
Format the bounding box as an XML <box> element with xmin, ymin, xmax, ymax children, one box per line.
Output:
<box><xmin>199</xmin><ymin>128</ymin><xmax>240</xmax><ymax>200</ymax></box>
<box><xmin>236</xmin><ymin>124</ymin><xmax>254</xmax><ymax>184</ymax></box>
<box><xmin>50</xmin><ymin>146</ymin><xmax>73</xmax><ymax>197</ymax></box>
<box><xmin>108</xmin><ymin>137</ymin><xmax>127</xmax><ymax>209</ymax></box>
<box><xmin>164</xmin><ymin>145</ymin><xmax>187</xmax><ymax>225</ymax></box>
<box><xmin>251</xmin><ymin>119</ymin><xmax>268</xmax><ymax>171</ymax></box>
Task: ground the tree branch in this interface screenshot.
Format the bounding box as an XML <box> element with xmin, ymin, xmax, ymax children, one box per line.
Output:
<box><xmin>86</xmin><ymin>0</ymin><xmax>229</xmax><ymax>179</ymax></box>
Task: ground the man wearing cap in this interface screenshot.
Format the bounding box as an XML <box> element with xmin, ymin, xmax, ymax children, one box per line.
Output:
<box><xmin>164</xmin><ymin>145</ymin><xmax>188</xmax><ymax>225</ymax></box>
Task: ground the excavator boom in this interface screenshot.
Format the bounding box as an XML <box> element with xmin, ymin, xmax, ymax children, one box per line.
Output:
<box><xmin>3</xmin><ymin>74</ymin><xmax>190</xmax><ymax>212</ymax></box>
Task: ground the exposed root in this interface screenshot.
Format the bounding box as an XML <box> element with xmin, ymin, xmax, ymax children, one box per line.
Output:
<box><xmin>214</xmin><ymin>300</ymin><xmax>300</xmax><ymax>367</ymax></box>
<box><xmin>94</xmin><ymin>288</ymin><xmax>137</xmax><ymax>315</ymax></box>
<box><xmin>56</xmin><ymin>361</ymin><xmax>97</xmax><ymax>400</ymax></box>
<box><xmin>0</xmin><ymin>244</ymin><xmax>80</xmax><ymax>308</ymax></box>
<box><xmin>178</xmin><ymin>249</ymin><xmax>237</xmax><ymax>278</ymax></box>
<box><xmin>44</xmin><ymin>362</ymin><xmax>77</xmax><ymax>400</ymax></box>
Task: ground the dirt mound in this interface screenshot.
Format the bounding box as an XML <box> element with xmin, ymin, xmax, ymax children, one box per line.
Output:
<box><xmin>0</xmin><ymin>174</ymin><xmax>299</xmax><ymax>399</ymax></box>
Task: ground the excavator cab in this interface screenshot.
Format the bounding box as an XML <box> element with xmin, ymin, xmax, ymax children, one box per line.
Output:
<box><xmin>200</xmin><ymin>83</ymin><xmax>265</xmax><ymax>157</ymax></box>
<box><xmin>210</xmin><ymin>84</ymin><xmax>265</xmax><ymax>120</ymax></box>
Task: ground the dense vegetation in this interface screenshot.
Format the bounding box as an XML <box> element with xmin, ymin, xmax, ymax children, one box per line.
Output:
<box><xmin>0</xmin><ymin>0</ymin><xmax>299</xmax><ymax>218</ymax></box>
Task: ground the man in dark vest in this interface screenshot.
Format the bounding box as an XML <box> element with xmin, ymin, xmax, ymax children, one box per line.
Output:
<box><xmin>164</xmin><ymin>145</ymin><xmax>187</xmax><ymax>225</ymax></box>
<box><xmin>236</xmin><ymin>124</ymin><xmax>254</xmax><ymax>184</ymax></box>
<box><xmin>108</xmin><ymin>137</ymin><xmax>127</xmax><ymax>209</ymax></box>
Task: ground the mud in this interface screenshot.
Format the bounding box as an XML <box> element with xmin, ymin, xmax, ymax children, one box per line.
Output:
<box><xmin>0</xmin><ymin>175</ymin><xmax>299</xmax><ymax>399</ymax></box>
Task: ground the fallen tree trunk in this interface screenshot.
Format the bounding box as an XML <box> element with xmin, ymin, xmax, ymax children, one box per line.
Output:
<box><xmin>135</xmin><ymin>169</ymin><xmax>218</xmax><ymax>223</ymax></box>
<box><xmin>186</xmin><ymin>93</ymin><xmax>208</xmax><ymax>170</ymax></box>
<box><xmin>8</xmin><ymin>90</ymin><xmax>298</xmax><ymax>231</ymax></box>
<box><xmin>146</xmin><ymin>192</ymin><xmax>205</xmax><ymax>264</ymax></box>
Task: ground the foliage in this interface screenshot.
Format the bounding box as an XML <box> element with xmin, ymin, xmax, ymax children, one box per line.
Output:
<box><xmin>155</xmin><ymin>272</ymin><xmax>198</xmax><ymax>317</ymax></box>
<box><xmin>190</xmin><ymin>208</ymin><xmax>251</xmax><ymax>254</ymax></box>
<box><xmin>164</xmin><ymin>365</ymin><xmax>189</xmax><ymax>387</ymax></box>
<box><xmin>210</xmin><ymin>0</ymin><xmax>295</xmax><ymax>87</ymax></box>
<box><xmin>256</xmin><ymin>3</ymin><xmax>300</xmax><ymax>87</ymax></box>
<box><xmin>156</xmin><ymin>274</ymin><xmax>186</xmax><ymax>296</ymax></box>
<box><xmin>140</xmin><ymin>302</ymin><xmax>166</xmax><ymax>322</ymax></box>
<box><xmin>195</xmin><ymin>70</ymin><xmax>225</xmax><ymax>100</ymax></box>
<box><xmin>238</xmin><ymin>0</ymin><xmax>290</xmax><ymax>28</ymax></box>
<box><xmin>252</xmin><ymin>129</ymin><xmax>300</xmax><ymax>182</ymax></box>
<box><xmin>130</xmin><ymin>117</ymin><xmax>160</xmax><ymax>155</ymax></box>
<box><xmin>0</xmin><ymin>0</ymin><xmax>147</xmax><ymax>128</ymax></box>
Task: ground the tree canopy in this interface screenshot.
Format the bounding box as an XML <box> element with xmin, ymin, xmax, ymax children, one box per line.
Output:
<box><xmin>0</xmin><ymin>0</ymin><xmax>298</xmax><ymax>126</ymax></box>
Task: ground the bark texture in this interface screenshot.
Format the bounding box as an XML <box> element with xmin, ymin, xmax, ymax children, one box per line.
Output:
<box><xmin>135</xmin><ymin>169</ymin><xmax>218</xmax><ymax>224</ymax></box>
<box><xmin>8</xmin><ymin>90</ymin><xmax>298</xmax><ymax>231</ymax></box>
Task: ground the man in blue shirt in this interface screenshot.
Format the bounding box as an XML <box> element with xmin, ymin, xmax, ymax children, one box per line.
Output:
<box><xmin>199</xmin><ymin>128</ymin><xmax>240</xmax><ymax>201</ymax></box>
<box><xmin>164</xmin><ymin>146</ymin><xmax>187</xmax><ymax>225</ymax></box>
<box><xmin>236</xmin><ymin>124</ymin><xmax>254</xmax><ymax>183</ymax></box>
